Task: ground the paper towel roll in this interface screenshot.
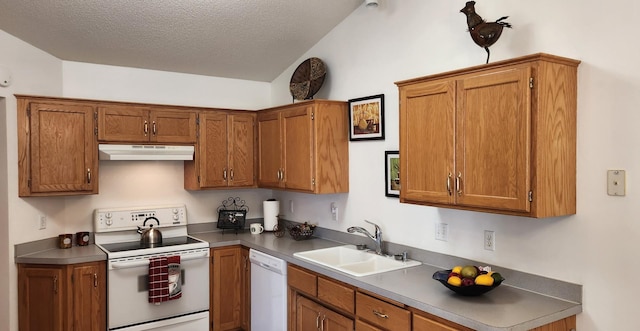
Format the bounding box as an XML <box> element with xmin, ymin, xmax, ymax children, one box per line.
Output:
<box><xmin>263</xmin><ymin>200</ymin><xmax>280</xmax><ymax>231</ymax></box>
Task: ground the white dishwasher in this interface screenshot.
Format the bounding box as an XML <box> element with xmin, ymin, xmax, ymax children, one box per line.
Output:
<box><xmin>249</xmin><ymin>249</ymin><xmax>288</xmax><ymax>331</ymax></box>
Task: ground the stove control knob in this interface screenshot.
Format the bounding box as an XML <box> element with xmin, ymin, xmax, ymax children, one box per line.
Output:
<box><xmin>173</xmin><ymin>214</ymin><xmax>180</xmax><ymax>221</ymax></box>
<box><xmin>172</xmin><ymin>208</ymin><xmax>179</xmax><ymax>214</ymax></box>
<box><xmin>105</xmin><ymin>213</ymin><xmax>113</xmax><ymax>226</ymax></box>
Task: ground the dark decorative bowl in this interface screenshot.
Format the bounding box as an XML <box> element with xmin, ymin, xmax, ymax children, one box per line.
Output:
<box><xmin>432</xmin><ymin>269</ymin><xmax>504</xmax><ymax>296</ymax></box>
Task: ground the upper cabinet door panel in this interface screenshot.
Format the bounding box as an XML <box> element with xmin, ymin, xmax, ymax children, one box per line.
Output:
<box><xmin>400</xmin><ymin>81</ymin><xmax>455</xmax><ymax>204</ymax></box>
<box><xmin>455</xmin><ymin>67</ymin><xmax>531</xmax><ymax>212</ymax></box>
<box><xmin>229</xmin><ymin>113</ymin><xmax>255</xmax><ymax>187</ymax></box>
<box><xmin>150</xmin><ymin>109</ymin><xmax>197</xmax><ymax>143</ymax></box>
<box><xmin>282</xmin><ymin>106</ymin><xmax>314</xmax><ymax>192</ymax></box>
<box><xmin>199</xmin><ymin>112</ymin><xmax>229</xmax><ymax>188</ymax></box>
<box><xmin>257</xmin><ymin>112</ymin><xmax>283</xmax><ymax>188</ymax></box>
<box><xmin>29</xmin><ymin>102</ymin><xmax>96</xmax><ymax>194</ymax></box>
<box><xmin>97</xmin><ymin>106</ymin><xmax>149</xmax><ymax>142</ymax></box>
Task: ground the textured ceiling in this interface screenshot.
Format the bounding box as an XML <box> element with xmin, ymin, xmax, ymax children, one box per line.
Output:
<box><xmin>0</xmin><ymin>0</ymin><xmax>363</xmax><ymax>82</ymax></box>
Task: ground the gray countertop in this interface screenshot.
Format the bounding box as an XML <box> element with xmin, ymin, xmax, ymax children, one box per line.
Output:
<box><xmin>15</xmin><ymin>230</ymin><xmax>581</xmax><ymax>331</ymax></box>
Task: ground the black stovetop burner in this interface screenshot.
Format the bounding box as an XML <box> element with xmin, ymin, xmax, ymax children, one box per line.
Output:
<box><xmin>100</xmin><ymin>236</ymin><xmax>202</xmax><ymax>253</ymax></box>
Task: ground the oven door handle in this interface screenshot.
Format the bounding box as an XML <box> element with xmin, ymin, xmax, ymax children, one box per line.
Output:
<box><xmin>111</xmin><ymin>251</ymin><xmax>209</xmax><ymax>269</ymax></box>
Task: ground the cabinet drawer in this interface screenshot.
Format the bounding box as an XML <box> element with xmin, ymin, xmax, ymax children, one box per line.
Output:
<box><xmin>288</xmin><ymin>265</ymin><xmax>317</xmax><ymax>296</ymax></box>
<box><xmin>318</xmin><ymin>276</ymin><xmax>355</xmax><ymax>314</ymax></box>
<box><xmin>355</xmin><ymin>319</ymin><xmax>384</xmax><ymax>331</ymax></box>
<box><xmin>414</xmin><ymin>313</ymin><xmax>461</xmax><ymax>331</ymax></box>
<box><xmin>355</xmin><ymin>292</ymin><xmax>410</xmax><ymax>331</ymax></box>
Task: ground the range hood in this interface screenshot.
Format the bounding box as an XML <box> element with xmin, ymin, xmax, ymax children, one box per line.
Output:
<box><xmin>98</xmin><ymin>144</ymin><xmax>195</xmax><ymax>161</ymax></box>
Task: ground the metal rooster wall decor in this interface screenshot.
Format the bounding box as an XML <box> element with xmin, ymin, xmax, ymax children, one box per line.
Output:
<box><xmin>460</xmin><ymin>1</ymin><xmax>512</xmax><ymax>64</ymax></box>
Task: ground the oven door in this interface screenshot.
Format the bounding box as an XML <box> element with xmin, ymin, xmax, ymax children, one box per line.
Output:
<box><xmin>107</xmin><ymin>248</ymin><xmax>209</xmax><ymax>330</ymax></box>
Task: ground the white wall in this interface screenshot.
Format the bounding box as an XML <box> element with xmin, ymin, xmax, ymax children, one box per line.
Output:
<box><xmin>270</xmin><ymin>1</ymin><xmax>639</xmax><ymax>330</ymax></box>
<box><xmin>0</xmin><ymin>29</ymin><xmax>64</xmax><ymax>331</ymax></box>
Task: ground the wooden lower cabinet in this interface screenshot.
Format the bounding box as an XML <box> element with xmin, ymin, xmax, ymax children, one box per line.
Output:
<box><xmin>297</xmin><ymin>295</ymin><xmax>354</xmax><ymax>331</ymax></box>
<box><xmin>18</xmin><ymin>261</ymin><xmax>106</xmax><ymax>331</ymax></box>
<box><xmin>288</xmin><ymin>264</ymin><xmax>576</xmax><ymax>331</ymax></box>
<box><xmin>412</xmin><ymin>309</ymin><xmax>473</xmax><ymax>331</ymax></box>
<box><xmin>211</xmin><ymin>246</ymin><xmax>249</xmax><ymax>331</ymax></box>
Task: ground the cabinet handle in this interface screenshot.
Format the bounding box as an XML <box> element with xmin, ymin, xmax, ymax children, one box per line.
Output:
<box><xmin>152</xmin><ymin>121</ymin><xmax>157</xmax><ymax>135</ymax></box>
<box><xmin>144</xmin><ymin>120</ymin><xmax>148</xmax><ymax>135</ymax></box>
<box><xmin>230</xmin><ymin>169</ymin><xmax>234</xmax><ymax>181</ymax></box>
<box><xmin>280</xmin><ymin>168</ymin><xmax>284</xmax><ymax>182</ymax></box>
<box><xmin>456</xmin><ymin>172</ymin><xmax>462</xmax><ymax>196</ymax></box>
<box><xmin>446</xmin><ymin>173</ymin><xmax>452</xmax><ymax>196</ymax></box>
<box><xmin>320</xmin><ymin>315</ymin><xmax>326</xmax><ymax>331</ymax></box>
<box><xmin>372</xmin><ymin>310</ymin><xmax>389</xmax><ymax>319</ymax></box>
<box><xmin>53</xmin><ymin>276</ymin><xmax>58</xmax><ymax>294</ymax></box>
<box><xmin>277</xmin><ymin>169</ymin><xmax>282</xmax><ymax>181</ymax></box>
<box><xmin>87</xmin><ymin>168</ymin><xmax>91</xmax><ymax>184</ymax></box>
<box><xmin>223</xmin><ymin>168</ymin><xmax>227</xmax><ymax>180</ymax></box>
<box><xmin>94</xmin><ymin>273</ymin><xmax>98</xmax><ymax>288</ymax></box>
<box><xmin>315</xmin><ymin>311</ymin><xmax>321</xmax><ymax>330</ymax></box>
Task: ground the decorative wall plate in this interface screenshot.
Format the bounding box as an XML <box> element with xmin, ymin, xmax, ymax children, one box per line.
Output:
<box><xmin>290</xmin><ymin>57</ymin><xmax>326</xmax><ymax>100</ymax></box>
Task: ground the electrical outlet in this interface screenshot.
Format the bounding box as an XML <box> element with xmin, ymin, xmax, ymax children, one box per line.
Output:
<box><xmin>484</xmin><ymin>230</ymin><xmax>495</xmax><ymax>251</ymax></box>
<box><xmin>289</xmin><ymin>200</ymin><xmax>294</xmax><ymax>213</ymax></box>
<box><xmin>330</xmin><ymin>202</ymin><xmax>338</xmax><ymax>221</ymax></box>
<box><xmin>38</xmin><ymin>215</ymin><xmax>47</xmax><ymax>230</ymax></box>
<box><xmin>435</xmin><ymin>223</ymin><xmax>448</xmax><ymax>241</ymax></box>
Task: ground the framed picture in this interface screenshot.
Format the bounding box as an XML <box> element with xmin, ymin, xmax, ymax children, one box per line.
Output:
<box><xmin>348</xmin><ymin>94</ymin><xmax>385</xmax><ymax>141</ymax></box>
<box><xmin>385</xmin><ymin>150</ymin><xmax>400</xmax><ymax>197</ymax></box>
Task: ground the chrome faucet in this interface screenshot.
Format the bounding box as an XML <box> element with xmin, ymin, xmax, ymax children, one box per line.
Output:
<box><xmin>347</xmin><ymin>220</ymin><xmax>384</xmax><ymax>255</ymax></box>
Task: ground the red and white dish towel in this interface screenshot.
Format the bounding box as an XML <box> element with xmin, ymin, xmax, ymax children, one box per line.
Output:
<box><xmin>148</xmin><ymin>256</ymin><xmax>181</xmax><ymax>304</ymax></box>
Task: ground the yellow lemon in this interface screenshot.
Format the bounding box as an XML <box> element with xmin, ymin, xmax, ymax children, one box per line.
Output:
<box><xmin>452</xmin><ymin>266</ymin><xmax>462</xmax><ymax>274</ymax></box>
<box><xmin>447</xmin><ymin>276</ymin><xmax>462</xmax><ymax>287</ymax></box>
<box><xmin>474</xmin><ymin>274</ymin><xmax>494</xmax><ymax>286</ymax></box>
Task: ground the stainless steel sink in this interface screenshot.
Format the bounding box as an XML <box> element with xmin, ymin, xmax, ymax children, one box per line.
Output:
<box><xmin>293</xmin><ymin>245</ymin><xmax>421</xmax><ymax>277</ymax></box>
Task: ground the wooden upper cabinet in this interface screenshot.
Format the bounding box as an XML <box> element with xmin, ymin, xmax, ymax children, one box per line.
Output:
<box><xmin>97</xmin><ymin>105</ymin><xmax>196</xmax><ymax>144</ymax></box>
<box><xmin>17</xmin><ymin>97</ymin><xmax>98</xmax><ymax>197</ymax></box>
<box><xmin>397</xmin><ymin>53</ymin><xmax>579</xmax><ymax>218</ymax></box>
<box><xmin>257</xmin><ymin>100</ymin><xmax>349</xmax><ymax>194</ymax></box>
<box><xmin>257</xmin><ymin>111</ymin><xmax>283</xmax><ymax>189</ymax></box>
<box><xmin>184</xmin><ymin>110</ymin><xmax>256</xmax><ymax>190</ymax></box>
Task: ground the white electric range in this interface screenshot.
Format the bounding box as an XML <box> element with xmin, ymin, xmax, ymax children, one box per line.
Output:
<box><xmin>94</xmin><ymin>204</ymin><xmax>209</xmax><ymax>331</ymax></box>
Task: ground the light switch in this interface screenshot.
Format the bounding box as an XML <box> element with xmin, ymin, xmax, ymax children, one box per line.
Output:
<box><xmin>607</xmin><ymin>170</ymin><xmax>626</xmax><ymax>196</ymax></box>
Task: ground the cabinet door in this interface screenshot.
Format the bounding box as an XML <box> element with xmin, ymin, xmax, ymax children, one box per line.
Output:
<box><xmin>72</xmin><ymin>262</ymin><xmax>106</xmax><ymax>331</ymax></box>
<box><xmin>456</xmin><ymin>68</ymin><xmax>531</xmax><ymax>212</ymax></box>
<box><xmin>229</xmin><ymin>113</ymin><xmax>256</xmax><ymax>187</ymax></box>
<box><xmin>212</xmin><ymin>246</ymin><xmax>243</xmax><ymax>331</ymax></box>
<box><xmin>257</xmin><ymin>111</ymin><xmax>283</xmax><ymax>188</ymax></box>
<box><xmin>296</xmin><ymin>295</ymin><xmax>322</xmax><ymax>331</ymax></box>
<box><xmin>27</xmin><ymin>102</ymin><xmax>97</xmax><ymax>195</ymax></box>
<box><xmin>282</xmin><ymin>105</ymin><xmax>314</xmax><ymax>192</ymax></box>
<box><xmin>198</xmin><ymin>112</ymin><xmax>229</xmax><ymax>188</ymax></box>
<box><xmin>322</xmin><ymin>305</ymin><xmax>354</xmax><ymax>331</ymax></box>
<box><xmin>18</xmin><ymin>265</ymin><xmax>65</xmax><ymax>331</ymax></box>
<box><xmin>240</xmin><ymin>247</ymin><xmax>251</xmax><ymax>331</ymax></box>
<box><xmin>150</xmin><ymin>109</ymin><xmax>197</xmax><ymax>143</ymax></box>
<box><xmin>97</xmin><ymin>105</ymin><xmax>150</xmax><ymax>142</ymax></box>
<box><xmin>400</xmin><ymin>81</ymin><xmax>455</xmax><ymax>204</ymax></box>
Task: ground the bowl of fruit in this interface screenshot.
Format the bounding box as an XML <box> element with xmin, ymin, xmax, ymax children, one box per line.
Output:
<box><xmin>432</xmin><ymin>265</ymin><xmax>504</xmax><ymax>296</ymax></box>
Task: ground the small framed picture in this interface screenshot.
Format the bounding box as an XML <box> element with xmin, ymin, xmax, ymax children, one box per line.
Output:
<box><xmin>385</xmin><ymin>150</ymin><xmax>400</xmax><ymax>197</ymax></box>
<box><xmin>348</xmin><ymin>94</ymin><xmax>385</xmax><ymax>141</ymax></box>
